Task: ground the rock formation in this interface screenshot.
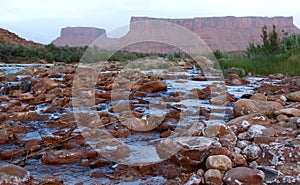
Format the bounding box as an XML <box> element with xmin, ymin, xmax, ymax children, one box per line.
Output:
<box><xmin>129</xmin><ymin>16</ymin><xmax>300</xmax><ymax>51</ymax></box>
<box><xmin>52</xmin><ymin>16</ymin><xmax>300</xmax><ymax>52</ymax></box>
<box><xmin>0</xmin><ymin>28</ymin><xmax>43</xmax><ymax>47</ymax></box>
<box><xmin>52</xmin><ymin>27</ymin><xmax>106</xmax><ymax>47</ymax></box>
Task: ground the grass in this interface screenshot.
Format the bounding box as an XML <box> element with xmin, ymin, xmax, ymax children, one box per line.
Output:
<box><xmin>219</xmin><ymin>53</ymin><xmax>300</xmax><ymax>76</ymax></box>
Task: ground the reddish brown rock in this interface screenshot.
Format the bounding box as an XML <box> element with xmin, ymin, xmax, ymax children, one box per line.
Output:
<box><xmin>204</xmin><ymin>169</ymin><xmax>223</xmax><ymax>185</ymax></box>
<box><xmin>33</xmin><ymin>77</ymin><xmax>59</xmax><ymax>95</ymax></box>
<box><xmin>287</xmin><ymin>91</ymin><xmax>300</xmax><ymax>102</ymax></box>
<box><xmin>242</xmin><ymin>144</ymin><xmax>262</xmax><ymax>160</ymax></box>
<box><xmin>157</xmin><ymin>136</ymin><xmax>221</xmax><ymax>166</ymax></box>
<box><xmin>223</xmin><ymin>167</ymin><xmax>265</xmax><ymax>185</ymax></box>
<box><xmin>0</xmin><ymin>164</ymin><xmax>31</xmax><ymax>184</ymax></box>
<box><xmin>234</xmin><ymin>99</ymin><xmax>283</xmax><ymax>117</ymax></box>
<box><xmin>250</xmin><ymin>93</ymin><xmax>267</xmax><ymax>101</ymax></box>
<box><xmin>41</xmin><ymin>176</ymin><xmax>64</xmax><ymax>185</ymax></box>
<box><xmin>138</xmin><ymin>81</ymin><xmax>167</xmax><ymax>93</ymax></box>
<box><xmin>42</xmin><ymin>150</ymin><xmax>84</xmax><ymax>164</ymax></box>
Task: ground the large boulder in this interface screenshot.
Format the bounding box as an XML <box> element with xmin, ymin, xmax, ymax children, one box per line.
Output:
<box><xmin>234</xmin><ymin>99</ymin><xmax>283</xmax><ymax>117</ymax></box>
<box><xmin>223</xmin><ymin>167</ymin><xmax>265</xmax><ymax>185</ymax></box>
<box><xmin>0</xmin><ymin>164</ymin><xmax>31</xmax><ymax>184</ymax></box>
<box><xmin>156</xmin><ymin>136</ymin><xmax>221</xmax><ymax>166</ymax></box>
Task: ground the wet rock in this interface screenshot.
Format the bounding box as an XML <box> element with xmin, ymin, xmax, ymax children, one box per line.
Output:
<box><xmin>242</xmin><ymin>144</ymin><xmax>262</xmax><ymax>160</ymax></box>
<box><xmin>157</xmin><ymin>136</ymin><xmax>221</xmax><ymax>166</ymax></box>
<box><xmin>275</xmin><ymin>108</ymin><xmax>300</xmax><ymax>117</ymax></box>
<box><xmin>238</xmin><ymin>125</ymin><xmax>266</xmax><ymax>140</ymax></box>
<box><xmin>0</xmin><ymin>81</ymin><xmax>31</xmax><ymax>95</ymax></box>
<box><xmin>227</xmin><ymin>73</ymin><xmax>243</xmax><ymax>85</ymax></box>
<box><xmin>18</xmin><ymin>92</ymin><xmax>34</xmax><ymax>101</ymax></box>
<box><xmin>11</xmin><ymin>112</ymin><xmax>48</xmax><ymax>122</ymax></box>
<box><xmin>33</xmin><ymin>77</ymin><xmax>59</xmax><ymax>95</ymax></box>
<box><xmin>232</xmin><ymin>153</ymin><xmax>247</xmax><ymax>166</ymax></box>
<box><xmin>0</xmin><ymin>164</ymin><xmax>31</xmax><ymax>184</ymax></box>
<box><xmin>24</xmin><ymin>139</ymin><xmax>42</xmax><ymax>152</ymax></box>
<box><xmin>210</xmin><ymin>93</ymin><xmax>235</xmax><ymax>106</ymax></box>
<box><xmin>287</xmin><ymin>91</ymin><xmax>300</xmax><ymax>102</ymax></box>
<box><xmin>204</xmin><ymin>169</ymin><xmax>223</xmax><ymax>185</ymax></box>
<box><xmin>234</xmin><ymin>99</ymin><xmax>283</xmax><ymax>117</ymax></box>
<box><xmin>116</xmin><ymin>128</ymin><xmax>130</xmax><ymax>138</ymax></box>
<box><xmin>138</xmin><ymin>80</ymin><xmax>167</xmax><ymax>93</ymax></box>
<box><xmin>250</xmin><ymin>93</ymin><xmax>267</xmax><ymax>101</ymax></box>
<box><xmin>205</xmin><ymin>155</ymin><xmax>233</xmax><ymax>171</ymax></box>
<box><xmin>42</xmin><ymin>150</ymin><xmax>84</xmax><ymax>164</ymax></box>
<box><xmin>0</xmin><ymin>149</ymin><xmax>24</xmax><ymax>160</ymax></box>
<box><xmin>41</xmin><ymin>176</ymin><xmax>64</xmax><ymax>185</ymax></box>
<box><xmin>223</xmin><ymin>167</ymin><xmax>265</xmax><ymax>185</ymax></box>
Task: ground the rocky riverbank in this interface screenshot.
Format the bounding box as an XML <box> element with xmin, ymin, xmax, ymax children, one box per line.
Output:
<box><xmin>0</xmin><ymin>61</ymin><xmax>300</xmax><ymax>184</ymax></box>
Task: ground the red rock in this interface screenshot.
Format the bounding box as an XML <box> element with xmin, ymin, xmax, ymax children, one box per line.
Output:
<box><xmin>242</xmin><ymin>144</ymin><xmax>262</xmax><ymax>160</ymax></box>
<box><xmin>223</xmin><ymin>167</ymin><xmax>265</xmax><ymax>185</ymax></box>
<box><xmin>204</xmin><ymin>169</ymin><xmax>223</xmax><ymax>185</ymax></box>
<box><xmin>0</xmin><ymin>130</ymin><xmax>10</xmax><ymax>144</ymax></box>
<box><xmin>42</xmin><ymin>150</ymin><xmax>84</xmax><ymax>164</ymax></box>
<box><xmin>0</xmin><ymin>149</ymin><xmax>24</xmax><ymax>160</ymax></box>
<box><xmin>11</xmin><ymin>112</ymin><xmax>48</xmax><ymax>122</ymax></box>
<box><xmin>24</xmin><ymin>140</ymin><xmax>42</xmax><ymax>152</ymax></box>
<box><xmin>157</xmin><ymin>136</ymin><xmax>221</xmax><ymax>166</ymax></box>
<box><xmin>41</xmin><ymin>176</ymin><xmax>64</xmax><ymax>185</ymax></box>
<box><xmin>0</xmin><ymin>164</ymin><xmax>31</xmax><ymax>184</ymax></box>
<box><xmin>234</xmin><ymin>99</ymin><xmax>283</xmax><ymax>117</ymax></box>
<box><xmin>162</xmin><ymin>164</ymin><xmax>179</xmax><ymax>179</ymax></box>
<box><xmin>116</xmin><ymin>128</ymin><xmax>130</xmax><ymax>138</ymax></box>
<box><xmin>250</xmin><ymin>93</ymin><xmax>267</xmax><ymax>101</ymax></box>
<box><xmin>138</xmin><ymin>80</ymin><xmax>167</xmax><ymax>93</ymax></box>
<box><xmin>33</xmin><ymin>77</ymin><xmax>59</xmax><ymax>95</ymax></box>
<box><xmin>18</xmin><ymin>92</ymin><xmax>34</xmax><ymax>101</ymax></box>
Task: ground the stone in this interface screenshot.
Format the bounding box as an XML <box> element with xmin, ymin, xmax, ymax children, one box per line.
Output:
<box><xmin>287</xmin><ymin>91</ymin><xmax>300</xmax><ymax>102</ymax></box>
<box><xmin>250</xmin><ymin>93</ymin><xmax>267</xmax><ymax>101</ymax></box>
<box><xmin>41</xmin><ymin>176</ymin><xmax>64</xmax><ymax>185</ymax></box>
<box><xmin>138</xmin><ymin>80</ymin><xmax>167</xmax><ymax>93</ymax></box>
<box><xmin>18</xmin><ymin>92</ymin><xmax>35</xmax><ymax>101</ymax></box>
<box><xmin>156</xmin><ymin>136</ymin><xmax>221</xmax><ymax>166</ymax></box>
<box><xmin>204</xmin><ymin>169</ymin><xmax>223</xmax><ymax>185</ymax></box>
<box><xmin>0</xmin><ymin>130</ymin><xmax>10</xmax><ymax>144</ymax></box>
<box><xmin>185</xmin><ymin>169</ymin><xmax>205</xmax><ymax>185</ymax></box>
<box><xmin>0</xmin><ymin>164</ymin><xmax>31</xmax><ymax>184</ymax></box>
<box><xmin>205</xmin><ymin>155</ymin><xmax>233</xmax><ymax>171</ymax></box>
<box><xmin>210</xmin><ymin>93</ymin><xmax>235</xmax><ymax>106</ymax></box>
<box><xmin>234</xmin><ymin>99</ymin><xmax>283</xmax><ymax>117</ymax></box>
<box><xmin>232</xmin><ymin>153</ymin><xmax>247</xmax><ymax>166</ymax></box>
<box><xmin>238</xmin><ymin>125</ymin><xmax>266</xmax><ymax>140</ymax></box>
<box><xmin>203</xmin><ymin>124</ymin><xmax>237</xmax><ymax>148</ymax></box>
<box><xmin>227</xmin><ymin>113</ymin><xmax>271</xmax><ymax>127</ymax></box>
<box><xmin>242</xmin><ymin>144</ymin><xmax>262</xmax><ymax>160</ymax></box>
<box><xmin>33</xmin><ymin>77</ymin><xmax>59</xmax><ymax>95</ymax></box>
<box><xmin>276</xmin><ymin>163</ymin><xmax>300</xmax><ymax>176</ymax></box>
<box><xmin>227</xmin><ymin>74</ymin><xmax>243</xmax><ymax>85</ymax></box>
<box><xmin>223</xmin><ymin>167</ymin><xmax>265</xmax><ymax>185</ymax></box>
<box><xmin>42</xmin><ymin>150</ymin><xmax>83</xmax><ymax>164</ymax></box>
<box><xmin>276</xmin><ymin>114</ymin><xmax>289</xmax><ymax>122</ymax></box>
<box><xmin>275</xmin><ymin>108</ymin><xmax>300</xmax><ymax>117</ymax></box>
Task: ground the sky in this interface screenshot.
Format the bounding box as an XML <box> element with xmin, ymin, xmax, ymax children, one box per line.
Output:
<box><xmin>1</xmin><ymin>0</ymin><xmax>300</xmax><ymax>44</ymax></box>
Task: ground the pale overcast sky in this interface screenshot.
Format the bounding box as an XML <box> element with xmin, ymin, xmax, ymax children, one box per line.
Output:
<box><xmin>1</xmin><ymin>0</ymin><xmax>300</xmax><ymax>44</ymax></box>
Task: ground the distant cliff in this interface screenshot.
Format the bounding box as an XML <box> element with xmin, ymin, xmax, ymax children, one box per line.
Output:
<box><xmin>129</xmin><ymin>16</ymin><xmax>300</xmax><ymax>51</ymax></box>
<box><xmin>0</xmin><ymin>28</ymin><xmax>43</xmax><ymax>47</ymax></box>
<box><xmin>52</xmin><ymin>16</ymin><xmax>300</xmax><ymax>51</ymax></box>
<box><xmin>52</xmin><ymin>27</ymin><xmax>106</xmax><ymax>47</ymax></box>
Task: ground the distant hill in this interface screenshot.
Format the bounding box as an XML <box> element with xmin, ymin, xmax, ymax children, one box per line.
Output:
<box><xmin>51</xmin><ymin>16</ymin><xmax>300</xmax><ymax>52</ymax></box>
<box><xmin>0</xmin><ymin>28</ymin><xmax>43</xmax><ymax>47</ymax></box>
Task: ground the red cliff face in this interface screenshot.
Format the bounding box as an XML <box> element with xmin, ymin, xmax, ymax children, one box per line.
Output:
<box><xmin>0</xmin><ymin>28</ymin><xmax>43</xmax><ymax>47</ymax></box>
<box><xmin>129</xmin><ymin>16</ymin><xmax>300</xmax><ymax>51</ymax></box>
<box><xmin>52</xmin><ymin>27</ymin><xmax>106</xmax><ymax>47</ymax></box>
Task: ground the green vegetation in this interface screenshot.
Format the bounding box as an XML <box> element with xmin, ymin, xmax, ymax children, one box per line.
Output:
<box><xmin>219</xmin><ymin>25</ymin><xmax>300</xmax><ymax>76</ymax></box>
<box><xmin>0</xmin><ymin>42</ymin><xmax>87</xmax><ymax>63</ymax></box>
